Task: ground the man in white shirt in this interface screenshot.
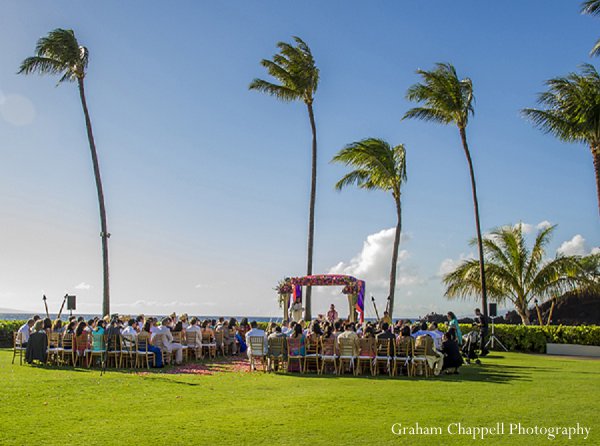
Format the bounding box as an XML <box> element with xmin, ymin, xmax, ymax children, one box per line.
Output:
<box><xmin>244</xmin><ymin>321</ymin><xmax>267</xmax><ymax>359</ymax></box>
<box><xmin>18</xmin><ymin>319</ymin><xmax>34</xmax><ymax>346</ymax></box>
<box><xmin>153</xmin><ymin>318</ymin><xmax>183</xmax><ymax>365</ymax></box>
<box><xmin>121</xmin><ymin>319</ymin><xmax>138</xmax><ymax>347</ymax></box>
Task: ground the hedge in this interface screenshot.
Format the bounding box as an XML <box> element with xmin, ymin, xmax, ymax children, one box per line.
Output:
<box><xmin>2</xmin><ymin>320</ymin><xmax>598</xmax><ymax>353</ymax></box>
<box><xmin>454</xmin><ymin>323</ymin><xmax>600</xmax><ymax>353</ymax></box>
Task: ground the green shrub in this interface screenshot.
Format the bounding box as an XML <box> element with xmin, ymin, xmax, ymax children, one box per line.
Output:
<box><xmin>454</xmin><ymin>323</ymin><xmax>600</xmax><ymax>353</ymax></box>
<box><xmin>0</xmin><ymin>320</ymin><xmax>26</xmax><ymax>347</ymax></box>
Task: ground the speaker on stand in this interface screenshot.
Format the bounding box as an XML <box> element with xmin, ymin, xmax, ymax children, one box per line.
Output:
<box><xmin>485</xmin><ymin>302</ymin><xmax>507</xmax><ymax>351</ymax></box>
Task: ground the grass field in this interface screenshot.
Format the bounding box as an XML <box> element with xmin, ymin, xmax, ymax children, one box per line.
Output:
<box><xmin>0</xmin><ymin>349</ymin><xmax>598</xmax><ymax>445</ymax></box>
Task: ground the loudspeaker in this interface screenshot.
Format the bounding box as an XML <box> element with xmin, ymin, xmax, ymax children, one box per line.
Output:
<box><xmin>489</xmin><ymin>303</ymin><xmax>497</xmax><ymax>317</ymax></box>
<box><xmin>67</xmin><ymin>295</ymin><xmax>76</xmax><ymax>311</ymax></box>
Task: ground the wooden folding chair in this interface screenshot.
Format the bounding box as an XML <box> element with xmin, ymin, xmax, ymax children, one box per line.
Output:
<box><xmin>73</xmin><ymin>333</ymin><xmax>90</xmax><ymax>367</ymax></box>
<box><xmin>47</xmin><ymin>332</ymin><xmax>63</xmax><ymax>366</ymax></box>
<box><xmin>135</xmin><ymin>332</ymin><xmax>155</xmax><ymax>369</ymax></box>
<box><xmin>319</xmin><ymin>337</ymin><xmax>338</xmax><ymax>375</ymax></box>
<box><xmin>12</xmin><ymin>332</ymin><xmax>26</xmax><ymax>365</ymax></box>
<box><xmin>201</xmin><ymin>333</ymin><xmax>216</xmax><ymax>359</ymax></box>
<box><xmin>120</xmin><ymin>335</ymin><xmax>137</xmax><ymax>368</ymax></box>
<box><xmin>171</xmin><ymin>331</ymin><xmax>187</xmax><ymax>362</ymax></box>
<box><xmin>303</xmin><ymin>336</ymin><xmax>320</xmax><ymax>373</ymax></box>
<box><xmin>248</xmin><ymin>336</ymin><xmax>267</xmax><ymax>372</ymax></box>
<box><xmin>185</xmin><ymin>330</ymin><xmax>202</xmax><ymax>360</ymax></box>
<box><xmin>356</xmin><ymin>338</ymin><xmax>376</xmax><ymax>376</ymax></box>
<box><xmin>374</xmin><ymin>338</ymin><xmax>393</xmax><ymax>376</ymax></box>
<box><xmin>286</xmin><ymin>337</ymin><xmax>304</xmax><ymax>373</ymax></box>
<box><xmin>215</xmin><ymin>330</ymin><xmax>225</xmax><ymax>356</ymax></box>
<box><xmin>267</xmin><ymin>336</ymin><xmax>286</xmax><ymax>372</ymax></box>
<box><xmin>60</xmin><ymin>333</ymin><xmax>74</xmax><ymax>366</ymax></box>
<box><xmin>88</xmin><ymin>333</ymin><xmax>106</xmax><ymax>368</ymax></box>
<box><xmin>337</xmin><ymin>337</ymin><xmax>357</xmax><ymax>376</ymax></box>
<box><xmin>393</xmin><ymin>336</ymin><xmax>414</xmax><ymax>377</ymax></box>
<box><xmin>106</xmin><ymin>335</ymin><xmax>122</xmax><ymax>368</ymax></box>
<box><xmin>152</xmin><ymin>334</ymin><xmax>171</xmax><ymax>366</ymax></box>
<box><xmin>413</xmin><ymin>336</ymin><xmax>431</xmax><ymax>377</ymax></box>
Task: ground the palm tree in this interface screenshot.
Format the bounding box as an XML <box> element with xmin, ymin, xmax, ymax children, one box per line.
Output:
<box><xmin>402</xmin><ymin>62</ymin><xmax>489</xmax><ymax>320</ymax></box>
<box><xmin>19</xmin><ymin>29</ymin><xmax>111</xmax><ymax>316</ymax></box>
<box><xmin>581</xmin><ymin>0</ymin><xmax>600</xmax><ymax>56</ymax></box>
<box><xmin>522</xmin><ymin>64</ymin><xmax>600</xmax><ymax>216</ymax></box>
<box><xmin>331</xmin><ymin>138</ymin><xmax>407</xmax><ymax>319</ymax></box>
<box><xmin>443</xmin><ymin>224</ymin><xmax>588</xmax><ymax>325</ymax></box>
<box><xmin>249</xmin><ymin>36</ymin><xmax>319</xmax><ymax>320</ymax></box>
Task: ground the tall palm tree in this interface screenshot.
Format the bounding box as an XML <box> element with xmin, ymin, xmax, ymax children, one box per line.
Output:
<box><xmin>443</xmin><ymin>224</ymin><xmax>589</xmax><ymax>325</ymax></box>
<box><xmin>331</xmin><ymin>138</ymin><xmax>407</xmax><ymax>319</ymax></box>
<box><xmin>581</xmin><ymin>0</ymin><xmax>600</xmax><ymax>56</ymax></box>
<box><xmin>402</xmin><ymin>62</ymin><xmax>489</xmax><ymax>320</ymax></box>
<box><xmin>522</xmin><ymin>64</ymin><xmax>600</xmax><ymax>216</ymax></box>
<box><xmin>249</xmin><ymin>36</ymin><xmax>319</xmax><ymax>320</ymax></box>
<box><xmin>19</xmin><ymin>29</ymin><xmax>111</xmax><ymax>316</ymax></box>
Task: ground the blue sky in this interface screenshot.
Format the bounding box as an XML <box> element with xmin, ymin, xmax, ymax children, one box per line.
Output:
<box><xmin>0</xmin><ymin>1</ymin><xmax>598</xmax><ymax>318</ymax></box>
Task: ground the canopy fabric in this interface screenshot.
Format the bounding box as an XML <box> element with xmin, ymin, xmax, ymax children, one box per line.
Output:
<box><xmin>284</xmin><ymin>274</ymin><xmax>366</xmax><ymax>323</ymax></box>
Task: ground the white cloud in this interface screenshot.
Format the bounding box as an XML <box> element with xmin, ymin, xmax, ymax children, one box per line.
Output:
<box><xmin>437</xmin><ymin>253</ymin><xmax>475</xmax><ymax>276</ymax></box>
<box><xmin>514</xmin><ymin>222</ymin><xmax>534</xmax><ymax>234</ymax></box>
<box><xmin>74</xmin><ymin>282</ymin><xmax>91</xmax><ymax>290</ymax></box>
<box><xmin>592</xmin><ymin>247</ymin><xmax>600</xmax><ymax>255</ymax></box>
<box><xmin>328</xmin><ymin>227</ymin><xmax>419</xmax><ymax>291</ymax></box>
<box><xmin>536</xmin><ymin>220</ymin><xmax>553</xmax><ymax>230</ymax></box>
<box><xmin>557</xmin><ymin>234</ymin><xmax>588</xmax><ymax>256</ymax></box>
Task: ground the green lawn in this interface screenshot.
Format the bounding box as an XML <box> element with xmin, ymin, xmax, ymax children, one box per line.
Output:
<box><xmin>0</xmin><ymin>349</ymin><xmax>598</xmax><ymax>445</ymax></box>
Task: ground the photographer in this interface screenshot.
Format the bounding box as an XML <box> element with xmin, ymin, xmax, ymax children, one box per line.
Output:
<box><xmin>474</xmin><ymin>308</ymin><xmax>489</xmax><ymax>356</ymax></box>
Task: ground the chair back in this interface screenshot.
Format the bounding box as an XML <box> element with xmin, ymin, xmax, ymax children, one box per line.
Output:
<box><xmin>321</xmin><ymin>337</ymin><xmax>336</xmax><ymax>356</ymax></box>
<box><xmin>376</xmin><ymin>338</ymin><xmax>391</xmax><ymax>357</ymax></box>
<box><xmin>91</xmin><ymin>332</ymin><xmax>106</xmax><ymax>351</ymax></box>
<box><xmin>201</xmin><ymin>331</ymin><xmax>214</xmax><ymax>343</ymax></box>
<box><xmin>338</xmin><ymin>337</ymin><xmax>356</xmax><ymax>357</ymax></box>
<box><xmin>267</xmin><ymin>336</ymin><xmax>285</xmax><ymax>357</ymax></box>
<box><xmin>121</xmin><ymin>335</ymin><xmax>135</xmax><ymax>354</ymax></box>
<box><xmin>358</xmin><ymin>338</ymin><xmax>376</xmax><ymax>357</ymax></box>
<box><xmin>62</xmin><ymin>333</ymin><xmax>74</xmax><ymax>350</ymax></box>
<box><xmin>106</xmin><ymin>335</ymin><xmax>121</xmax><ymax>352</ymax></box>
<box><xmin>305</xmin><ymin>335</ymin><xmax>319</xmax><ymax>355</ymax></box>
<box><xmin>13</xmin><ymin>331</ymin><xmax>24</xmax><ymax>348</ymax></box>
<box><xmin>48</xmin><ymin>332</ymin><xmax>61</xmax><ymax>348</ymax></box>
<box><xmin>215</xmin><ymin>330</ymin><xmax>224</xmax><ymax>348</ymax></box>
<box><xmin>414</xmin><ymin>335</ymin><xmax>433</xmax><ymax>356</ymax></box>
<box><xmin>185</xmin><ymin>330</ymin><xmax>200</xmax><ymax>347</ymax></box>
<box><xmin>171</xmin><ymin>331</ymin><xmax>183</xmax><ymax>344</ymax></box>
<box><xmin>137</xmin><ymin>332</ymin><xmax>151</xmax><ymax>352</ymax></box>
<box><xmin>396</xmin><ymin>336</ymin><xmax>414</xmax><ymax>357</ymax></box>
<box><xmin>287</xmin><ymin>336</ymin><xmax>304</xmax><ymax>357</ymax></box>
<box><xmin>74</xmin><ymin>333</ymin><xmax>89</xmax><ymax>351</ymax></box>
<box><xmin>249</xmin><ymin>336</ymin><xmax>266</xmax><ymax>356</ymax></box>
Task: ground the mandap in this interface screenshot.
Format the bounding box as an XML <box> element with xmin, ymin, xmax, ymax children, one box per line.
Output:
<box><xmin>275</xmin><ymin>274</ymin><xmax>365</xmax><ymax>323</ymax></box>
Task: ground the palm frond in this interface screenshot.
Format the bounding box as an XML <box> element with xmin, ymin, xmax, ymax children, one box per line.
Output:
<box><xmin>582</xmin><ymin>0</ymin><xmax>600</xmax><ymax>15</ymax></box>
<box><xmin>248</xmin><ymin>78</ymin><xmax>300</xmax><ymax>102</ymax></box>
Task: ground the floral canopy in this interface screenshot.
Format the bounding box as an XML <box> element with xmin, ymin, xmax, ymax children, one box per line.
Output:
<box><xmin>276</xmin><ymin>274</ymin><xmax>366</xmax><ymax>322</ymax></box>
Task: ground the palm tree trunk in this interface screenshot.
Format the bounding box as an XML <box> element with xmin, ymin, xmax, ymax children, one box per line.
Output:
<box><xmin>517</xmin><ymin>306</ymin><xmax>530</xmax><ymax>325</ymax></box>
<box><xmin>77</xmin><ymin>78</ymin><xmax>110</xmax><ymax>317</ymax></box>
<box><xmin>388</xmin><ymin>195</ymin><xmax>402</xmax><ymax>319</ymax></box>
<box><xmin>458</xmin><ymin>127</ymin><xmax>488</xmax><ymax>320</ymax></box>
<box><xmin>304</xmin><ymin>102</ymin><xmax>317</xmax><ymax>321</ymax></box>
<box><xmin>591</xmin><ymin>144</ymin><xmax>600</xmax><ymax>216</ymax></box>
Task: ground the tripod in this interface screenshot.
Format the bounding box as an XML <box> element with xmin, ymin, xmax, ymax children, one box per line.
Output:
<box><xmin>485</xmin><ymin>316</ymin><xmax>508</xmax><ymax>351</ymax></box>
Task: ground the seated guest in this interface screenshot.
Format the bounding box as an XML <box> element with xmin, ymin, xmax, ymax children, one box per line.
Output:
<box><xmin>153</xmin><ymin>317</ymin><xmax>184</xmax><ymax>365</ymax></box>
<box><xmin>140</xmin><ymin>321</ymin><xmax>163</xmax><ymax>368</ymax></box>
<box><xmin>337</xmin><ymin>322</ymin><xmax>359</xmax><ymax>356</ymax></box>
<box><xmin>281</xmin><ymin>320</ymin><xmax>292</xmax><ymax>336</ymax></box>
<box><xmin>287</xmin><ymin>323</ymin><xmax>305</xmax><ymax>372</ymax></box>
<box><xmin>135</xmin><ymin>315</ymin><xmax>145</xmax><ymax>332</ymax></box>
<box><xmin>42</xmin><ymin>318</ymin><xmax>52</xmax><ymax>335</ymax></box>
<box><xmin>52</xmin><ymin>319</ymin><xmax>64</xmax><ymax>334</ymax></box>
<box><xmin>25</xmin><ymin>320</ymin><xmax>48</xmax><ymax>364</ymax></box>
<box><xmin>18</xmin><ymin>319</ymin><xmax>34</xmax><ymax>347</ymax></box>
<box><xmin>121</xmin><ymin>319</ymin><xmax>138</xmax><ymax>347</ymax></box>
<box><xmin>185</xmin><ymin>318</ymin><xmax>202</xmax><ymax>354</ymax></box>
<box><xmin>74</xmin><ymin>322</ymin><xmax>90</xmax><ymax>363</ymax></box>
<box><xmin>268</xmin><ymin>325</ymin><xmax>287</xmax><ymax>369</ymax></box>
<box><xmin>172</xmin><ymin>321</ymin><xmax>183</xmax><ymax>333</ymax></box>
<box><xmin>306</xmin><ymin>320</ymin><xmax>323</xmax><ymax>345</ymax></box>
<box><xmin>245</xmin><ymin>321</ymin><xmax>267</xmax><ymax>358</ymax></box>
<box><xmin>415</xmin><ymin>334</ymin><xmax>444</xmax><ymax>376</ymax></box>
<box><xmin>441</xmin><ymin>332</ymin><xmax>463</xmax><ymax>374</ymax></box>
<box><xmin>64</xmin><ymin>321</ymin><xmax>76</xmax><ymax>335</ymax></box>
<box><xmin>201</xmin><ymin>320</ymin><xmax>215</xmax><ymax>341</ymax></box>
<box><xmin>376</xmin><ymin>322</ymin><xmax>395</xmax><ymax>341</ymax></box>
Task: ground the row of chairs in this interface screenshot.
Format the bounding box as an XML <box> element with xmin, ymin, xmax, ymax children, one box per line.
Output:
<box><xmin>248</xmin><ymin>335</ymin><xmax>436</xmax><ymax>377</ymax></box>
<box><xmin>12</xmin><ymin>330</ymin><xmax>231</xmax><ymax>369</ymax></box>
